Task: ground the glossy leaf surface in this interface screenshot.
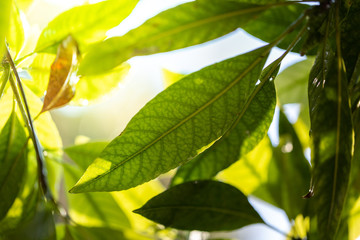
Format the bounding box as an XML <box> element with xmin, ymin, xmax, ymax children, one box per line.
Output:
<box><xmin>134</xmin><ymin>180</ymin><xmax>263</xmax><ymax>231</ymax></box>
<box><xmin>0</xmin><ymin>112</ymin><xmax>27</xmax><ymax>221</ymax></box>
<box><xmin>171</xmin><ymin>64</ymin><xmax>277</xmax><ymax>185</ymax></box>
<box><xmin>70</xmin><ymin>46</ymin><xmax>270</xmax><ymax>193</ymax></box>
<box><xmin>309</xmin><ymin>45</ymin><xmax>353</xmax><ymax>239</ymax></box>
<box><xmin>41</xmin><ymin>36</ymin><xmax>79</xmax><ymax>113</ymax></box>
<box><xmin>35</xmin><ymin>0</ymin><xmax>139</xmax><ymax>53</ymax></box>
<box><xmin>79</xmin><ymin>0</ymin><xmax>268</xmax><ymax>75</ymax></box>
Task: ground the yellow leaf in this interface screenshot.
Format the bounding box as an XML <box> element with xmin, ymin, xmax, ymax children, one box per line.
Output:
<box><xmin>41</xmin><ymin>35</ymin><xmax>79</xmax><ymax>113</ymax></box>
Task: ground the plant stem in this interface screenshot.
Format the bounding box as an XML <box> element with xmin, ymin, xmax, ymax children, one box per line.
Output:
<box><xmin>0</xmin><ymin>57</ymin><xmax>10</xmax><ymax>100</ymax></box>
<box><xmin>264</xmin><ymin>222</ymin><xmax>302</xmax><ymax>240</ymax></box>
<box><xmin>5</xmin><ymin>45</ymin><xmax>54</xmax><ymax>203</ymax></box>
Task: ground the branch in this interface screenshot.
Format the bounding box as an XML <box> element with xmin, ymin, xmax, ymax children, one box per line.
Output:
<box><xmin>5</xmin><ymin>45</ymin><xmax>54</xmax><ymax>202</ymax></box>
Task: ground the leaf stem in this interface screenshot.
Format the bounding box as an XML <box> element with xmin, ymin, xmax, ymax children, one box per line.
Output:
<box><xmin>0</xmin><ymin>57</ymin><xmax>10</xmax><ymax>100</ymax></box>
<box><xmin>5</xmin><ymin>45</ymin><xmax>54</xmax><ymax>202</ymax></box>
<box><xmin>264</xmin><ymin>222</ymin><xmax>302</xmax><ymax>240</ymax></box>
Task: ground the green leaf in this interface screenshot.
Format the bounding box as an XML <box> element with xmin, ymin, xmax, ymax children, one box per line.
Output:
<box><xmin>23</xmin><ymin>53</ymin><xmax>56</xmax><ymax>97</ymax></box>
<box><xmin>171</xmin><ymin>63</ymin><xmax>277</xmax><ymax>186</ymax></box>
<box><xmin>276</xmin><ymin>58</ymin><xmax>314</xmax><ymax>106</ymax></box>
<box><xmin>64</xmin><ymin>142</ymin><xmax>131</xmax><ymax>229</ymax></box>
<box><xmin>6</xmin><ymin>1</ymin><xmax>25</xmax><ymax>57</ymax></box>
<box><xmin>0</xmin><ymin>0</ymin><xmax>11</xmax><ymax>57</ymax></box>
<box><xmin>65</xmin><ymin>142</ymin><xmax>109</xmax><ymax>170</ymax></box>
<box><xmin>64</xmin><ymin>164</ymin><xmax>131</xmax><ymax>229</ymax></box>
<box><xmin>35</xmin><ymin>0</ymin><xmax>139</xmax><ymax>53</ymax></box>
<box><xmin>254</xmin><ymin>111</ymin><xmax>311</xmax><ymax>220</ymax></box>
<box><xmin>73</xmin><ymin>63</ymin><xmax>130</xmax><ymax>104</ymax></box>
<box><xmin>217</xmin><ymin>137</ymin><xmax>272</xmax><ymax>196</ymax></box>
<box><xmin>232</xmin><ymin>0</ymin><xmax>287</xmax><ymax>3</ymax></box>
<box><xmin>0</xmin><ymin>112</ymin><xmax>27</xmax><ymax>221</ymax></box>
<box><xmin>78</xmin><ymin>0</ymin><xmax>269</xmax><ymax>75</ymax></box>
<box><xmin>242</xmin><ymin>3</ymin><xmax>308</xmax><ymax>54</ymax></box>
<box><xmin>134</xmin><ymin>180</ymin><xmax>263</xmax><ymax>231</ymax></box>
<box><xmin>308</xmin><ymin>45</ymin><xmax>353</xmax><ymax>238</ymax></box>
<box><xmin>70</xmin><ymin>45</ymin><xmax>270</xmax><ymax>193</ymax></box>
<box><xmin>4</xmin><ymin>198</ymin><xmax>57</xmax><ymax>240</ymax></box>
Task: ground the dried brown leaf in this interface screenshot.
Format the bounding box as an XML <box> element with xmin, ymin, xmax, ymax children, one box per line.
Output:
<box><xmin>41</xmin><ymin>35</ymin><xmax>79</xmax><ymax>113</ymax></box>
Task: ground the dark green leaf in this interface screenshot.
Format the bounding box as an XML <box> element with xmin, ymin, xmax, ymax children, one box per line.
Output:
<box><xmin>64</xmin><ymin>142</ymin><xmax>130</xmax><ymax>229</ymax></box>
<box><xmin>242</xmin><ymin>3</ymin><xmax>308</xmax><ymax>54</ymax></box>
<box><xmin>70</xmin><ymin>45</ymin><xmax>270</xmax><ymax>193</ymax></box>
<box><xmin>0</xmin><ymin>112</ymin><xmax>27</xmax><ymax>221</ymax></box>
<box><xmin>78</xmin><ymin>0</ymin><xmax>269</xmax><ymax>75</ymax></box>
<box><xmin>35</xmin><ymin>0</ymin><xmax>139</xmax><ymax>53</ymax></box>
<box><xmin>134</xmin><ymin>180</ymin><xmax>263</xmax><ymax>231</ymax></box>
<box><xmin>4</xmin><ymin>197</ymin><xmax>56</xmax><ymax>240</ymax></box>
<box><xmin>253</xmin><ymin>111</ymin><xmax>311</xmax><ymax>219</ymax></box>
<box><xmin>308</xmin><ymin>44</ymin><xmax>353</xmax><ymax>238</ymax></box>
<box><xmin>171</xmin><ymin>63</ymin><xmax>277</xmax><ymax>185</ymax></box>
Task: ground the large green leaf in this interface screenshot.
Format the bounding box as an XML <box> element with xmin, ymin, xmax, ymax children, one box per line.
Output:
<box><xmin>253</xmin><ymin>111</ymin><xmax>311</xmax><ymax>220</ymax></box>
<box><xmin>134</xmin><ymin>180</ymin><xmax>263</xmax><ymax>231</ymax></box>
<box><xmin>242</xmin><ymin>3</ymin><xmax>308</xmax><ymax>54</ymax></box>
<box><xmin>64</xmin><ymin>142</ymin><xmax>130</xmax><ymax>229</ymax></box>
<box><xmin>0</xmin><ymin>0</ymin><xmax>11</xmax><ymax>57</ymax></box>
<box><xmin>3</xmin><ymin>198</ymin><xmax>56</xmax><ymax>240</ymax></box>
<box><xmin>78</xmin><ymin>0</ymin><xmax>269</xmax><ymax>75</ymax></box>
<box><xmin>308</xmin><ymin>44</ymin><xmax>353</xmax><ymax>239</ymax></box>
<box><xmin>70</xmin><ymin>45</ymin><xmax>270</xmax><ymax>193</ymax></box>
<box><xmin>0</xmin><ymin>112</ymin><xmax>27</xmax><ymax>221</ymax></box>
<box><xmin>171</xmin><ymin>64</ymin><xmax>277</xmax><ymax>185</ymax></box>
<box><xmin>35</xmin><ymin>0</ymin><xmax>139</xmax><ymax>53</ymax></box>
<box><xmin>7</xmin><ymin>1</ymin><xmax>25</xmax><ymax>57</ymax></box>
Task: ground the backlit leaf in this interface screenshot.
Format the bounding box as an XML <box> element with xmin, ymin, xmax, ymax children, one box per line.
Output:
<box><xmin>35</xmin><ymin>0</ymin><xmax>139</xmax><ymax>53</ymax></box>
<box><xmin>78</xmin><ymin>0</ymin><xmax>269</xmax><ymax>75</ymax></box>
<box><xmin>73</xmin><ymin>63</ymin><xmax>130</xmax><ymax>104</ymax></box>
<box><xmin>64</xmin><ymin>142</ymin><xmax>130</xmax><ymax>229</ymax></box>
<box><xmin>0</xmin><ymin>0</ymin><xmax>11</xmax><ymax>57</ymax></box>
<box><xmin>4</xmin><ymin>197</ymin><xmax>56</xmax><ymax>240</ymax></box>
<box><xmin>41</xmin><ymin>35</ymin><xmax>79</xmax><ymax>113</ymax></box>
<box><xmin>0</xmin><ymin>112</ymin><xmax>27</xmax><ymax>221</ymax></box>
<box><xmin>275</xmin><ymin>58</ymin><xmax>314</xmax><ymax>106</ymax></box>
<box><xmin>6</xmin><ymin>1</ymin><xmax>25</xmax><ymax>57</ymax></box>
<box><xmin>254</xmin><ymin>111</ymin><xmax>311</xmax><ymax>220</ymax></box>
<box><xmin>171</xmin><ymin>61</ymin><xmax>277</xmax><ymax>185</ymax></box>
<box><xmin>134</xmin><ymin>180</ymin><xmax>263</xmax><ymax>231</ymax></box>
<box><xmin>308</xmin><ymin>44</ymin><xmax>353</xmax><ymax>238</ymax></box>
<box><xmin>70</xmin><ymin>45</ymin><xmax>270</xmax><ymax>193</ymax></box>
<box><xmin>242</xmin><ymin>3</ymin><xmax>308</xmax><ymax>53</ymax></box>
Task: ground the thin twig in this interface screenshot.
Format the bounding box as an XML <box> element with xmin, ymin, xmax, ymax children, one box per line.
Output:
<box><xmin>5</xmin><ymin>45</ymin><xmax>54</xmax><ymax>202</ymax></box>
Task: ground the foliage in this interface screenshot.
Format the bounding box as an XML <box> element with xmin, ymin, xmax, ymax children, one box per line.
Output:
<box><xmin>0</xmin><ymin>0</ymin><xmax>360</xmax><ymax>239</ymax></box>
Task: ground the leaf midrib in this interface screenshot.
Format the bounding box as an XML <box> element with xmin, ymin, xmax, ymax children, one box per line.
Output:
<box><xmin>73</xmin><ymin>46</ymin><xmax>271</xmax><ymax>191</ymax></box>
<box><xmin>126</xmin><ymin>4</ymin><xmax>270</xmax><ymax>50</ymax></box>
<box><xmin>136</xmin><ymin>205</ymin><xmax>261</xmax><ymax>222</ymax></box>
